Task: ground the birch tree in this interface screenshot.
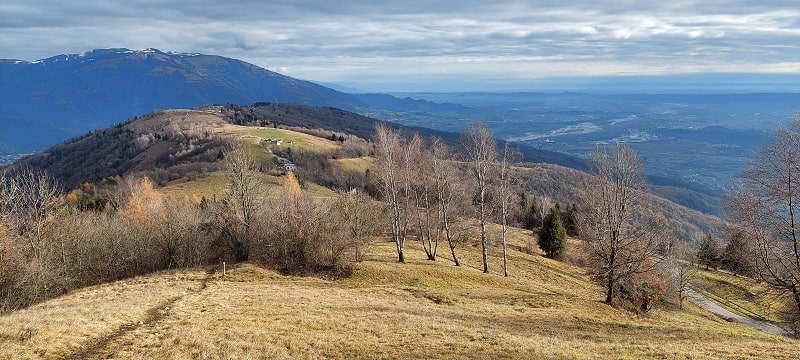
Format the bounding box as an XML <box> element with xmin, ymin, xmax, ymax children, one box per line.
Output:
<box><xmin>461</xmin><ymin>125</ymin><xmax>497</xmax><ymax>273</ymax></box>
<box><xmin>374</xmin><ymin>124</ymin><xmax>410</xmax><ymax>263</ymax></box>
<box><xmin>497</xmin><ymin>141</ymin><xmax>517</xmax><ymax>276</ymax></box>
<box><xmin>410</xmin><ymin>134</ymin><xmax>439</xmax><ymax>260</ymax></box>
<box><xmin>431</xmin><ymin>138</ymin><xmax>465</xmax><ymax>266</ymax></box>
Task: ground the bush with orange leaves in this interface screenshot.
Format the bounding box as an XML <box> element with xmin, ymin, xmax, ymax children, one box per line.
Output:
<box><xmin>119</xmin><ymin>177</ymin><xmax>165</xmax><ymax>222</ymax></box>
<box><xmin>618</xmin><ymin>258</ymin><xmax>668</xmax><ymax>312</ymax></box>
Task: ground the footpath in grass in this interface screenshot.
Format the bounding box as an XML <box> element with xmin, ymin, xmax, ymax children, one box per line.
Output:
<box><xmin>2</xmin><ymin>243</ymin><xmax>799</xmax><ymax>359</ymax></box>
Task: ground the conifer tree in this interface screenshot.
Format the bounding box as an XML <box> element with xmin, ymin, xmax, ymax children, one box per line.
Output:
<box><xmin>696</xmin><ymin>234</ymin><xmax>719</xmax><ymax>270</ymax></box>
<box><xmin>538</xmin><ymin>203</ymin><xmax>566</xmax><ymax>259</ymax></box>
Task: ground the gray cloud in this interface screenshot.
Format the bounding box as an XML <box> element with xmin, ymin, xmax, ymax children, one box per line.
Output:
<box><xmin>1</xmin><ymin>1</ymin><xmax>798</xmax><ymax>91</ymax></box>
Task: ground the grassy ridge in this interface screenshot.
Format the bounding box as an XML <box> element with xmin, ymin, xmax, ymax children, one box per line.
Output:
<box><xmin>2</xmin><ymin>235</ymin><xmax>798</xmax><ymax>359</ymax></box>
<box><xmin>219</xmin><ymin>124</ymin><xmax>340</xmax><ymax>152</ymax></box>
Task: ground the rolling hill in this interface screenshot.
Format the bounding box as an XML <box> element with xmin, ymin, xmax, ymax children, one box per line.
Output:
<box><xmin>10</xmin><ymin>103</ymin><xmax>590</xmax><ymax>188</ymax></box>
<box><xmin>9</xmin><ymin>104</ymin><xmax>723</xmax><ymax>243</ymax></box>
<box><xmin>10</xmin><ymin>102</ymin><xmax>724</xmax><ymax>223</ymax></box>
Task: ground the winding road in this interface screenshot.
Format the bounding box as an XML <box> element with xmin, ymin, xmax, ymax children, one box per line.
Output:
<box><xmin>685</xmin><ymin>289</ymin><xmax>792</xmax><ymax>337</ymax></box>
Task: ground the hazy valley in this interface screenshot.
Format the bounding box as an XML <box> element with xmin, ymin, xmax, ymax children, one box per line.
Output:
<box><xmin>367</xmin><ymin>91</ymin><xmax>799</xmax><ymax>195</ymax></box>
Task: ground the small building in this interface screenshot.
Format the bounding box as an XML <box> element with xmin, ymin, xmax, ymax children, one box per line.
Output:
<box><xmin>261</xmin><ymin>138</ymin><xmax>283</xmax><ymax>146</ymax></box>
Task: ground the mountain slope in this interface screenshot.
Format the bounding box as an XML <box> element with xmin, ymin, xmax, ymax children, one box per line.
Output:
<box><xmin>11</xmin><ymin>104</ymin><xmax>719</xmax><ymax>241</ymax></box>
<box><xmin>0</xmin><ymin>48</ymin><xmax>364</xmax><ymax>152</ymax></box>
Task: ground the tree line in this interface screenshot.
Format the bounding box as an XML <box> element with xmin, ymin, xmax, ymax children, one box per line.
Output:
<box><xmin>0</xmin><ymin>150</ymin><xmax>384</xmax><ymax>313</ymax></box>
<box><xmin>372</xmin><ymin>124</ymin><xmax>691</xmax><ymax>312</ymax></box>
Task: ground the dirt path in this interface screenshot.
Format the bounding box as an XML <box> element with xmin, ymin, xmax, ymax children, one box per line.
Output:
<box><xmin>685</xmin><ymin>288</ymin><xmax>792</xmax><ymax>337</ymax></box>
<box><xmin>60</xmin><ymin>268</ymin><xmax>216</xmax><ymax>360</ymax></box>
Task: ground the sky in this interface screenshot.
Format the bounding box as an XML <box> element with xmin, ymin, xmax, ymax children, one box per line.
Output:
<box><xmin>2</xmin><ymin>1</ymin><xmax>799</xmax><ymax>92</ymax></box>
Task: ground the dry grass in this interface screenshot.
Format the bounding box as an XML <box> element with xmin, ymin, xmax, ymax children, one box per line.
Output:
<box><xmin>330</xmin><ymin>156</ymin><xmax>374</xmax><ymax>174</ymax></box>
<box><xmin>160</xmin><ymin>170</ymin><xmax>336</xmax><ymax>203</ymax></box>
<box><xmin>219</xmin><ymin>124</ymin><xmax>340</xmax><ymax>152</ymax></box>
<box><xmin>160</xmin><ymin>172</ymin><xmax>232</xmax><ymax>202</ymax></box>
<box><xmin>2</xmin><ymin>237</ymin><xmax>799</xmax><ymax>359</ymax></box>
<box><xmin>0</xmin><ymin>269</ymin><xmax>209</xmax><ymax>359</ymax></box>
<box><xmin>127</xmin><ymin>109</ymin><xmax>228</xmax><ymax>133</ymax></box>
<box><xmin>692</xmin><ymin>269</ymin><xmax>785</xmax><ymax>322</ymax></box>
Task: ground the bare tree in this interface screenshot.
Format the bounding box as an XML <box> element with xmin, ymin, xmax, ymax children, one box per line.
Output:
<box><xmin>262</xmin><ymin>171</ymin><xmax>350</xmax><ymax>272</ymax></box>
<box><xmin>728</xmin><ymin>116</ymin><xmax>800</xmax><ymax>330</ymax></box>
<box><xmin>0</xmin><ymin>168</ymin><xmax>62</xmax><ymax>264</ymax></box>
<box><xmin>225</xmin><ymin>149</ymin><xmax>261</xmax><ymax>229</ymax></box>
<box><xmin>210</xmin><ymin>148</ymin><xmax>266</xmax><ymax>262</ymax></box>
<box><xmin>157</xmin><ymin>201</ymin><xmax>208</xmax><ymax>269</ymax></box>
<box><xmin>409</xmin><ymin>134</ymin><xmax>439</xmax><ymax>260</ymax></box>
<box><xmin>374</xmin><ymin>124</ymin><xmax>410</xmax><ymax>263</ymax></box>
<box><xmin>674</xmin><ymin>248</ymin><xmax>699</xmax><ymax>310</ymax></box>
<box><xmin>335</xmin><ymin>190</ymin><xmax>384</xmax><ymax>262</ymax></box>
<box><xmin>431</xmin><ymin>138</ymin><xmax>466</xmax><ymax>266</ymax></box>
<box><xmin>497</xmin><ymin>141</ymin><xmax>518</xmax><ymax>276</ymax></box>
<box><xmin>579</xmin><ymin>143</ymin><xmax>661</xmax><ymax>304</ymax></box>
<box><xmin>461</xmin><ymin>125</ymin><xmax>497</xmax><ymax>273</ymax></box>
<box><xmin>661</xmin><ymin>230</ymin><xmax>698</xmax><ymax>309</ymax></box>
<box><xmin>0</xmin><ymin>170</ymin><xmax>11</xmax><ymax>223</ymax></box>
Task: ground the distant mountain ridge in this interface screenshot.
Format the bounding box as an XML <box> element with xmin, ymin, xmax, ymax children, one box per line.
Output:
<box><xmin>0</xmin><ymin>48</ymin><xmax>364</xmax><ymax>152</ymax></box>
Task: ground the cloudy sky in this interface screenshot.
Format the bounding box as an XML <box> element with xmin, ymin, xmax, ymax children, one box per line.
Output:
<box><xmin>2</xmin><ymin>1</ymin><xmax>799</xmax><ymax>91</ymax></box>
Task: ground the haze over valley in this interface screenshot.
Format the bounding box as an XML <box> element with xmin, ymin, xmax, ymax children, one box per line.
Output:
<box><xmin>370</xmin><ymin>91</ymin><xmax>799</xmax><ymax>195</ymax></box>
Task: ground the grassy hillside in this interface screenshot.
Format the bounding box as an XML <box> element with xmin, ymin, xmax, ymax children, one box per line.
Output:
<box><xmin>160</xmin><ymin>170</ymin><xmax>337</xmax><ymax>203</ymax></box>
<box><xmin>220</xmin><ymin>124</ymin><xmax>341</xmax><ymax>152</ymax></box>
<box><xmin>692</xmin><ymin>269</ymin><xmax>786</xmax><ymax>323</ymax></box>
<box><xmin>2</xmin><ymin>234</ymin><xmax>797</xmax><ymax>359</ymax></box>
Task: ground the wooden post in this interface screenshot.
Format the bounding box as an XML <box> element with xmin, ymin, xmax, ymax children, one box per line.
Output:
<box><xmin>223</xmin><ymin>261</ymin><xmax>226</xmax><ymax>277</ymax></box>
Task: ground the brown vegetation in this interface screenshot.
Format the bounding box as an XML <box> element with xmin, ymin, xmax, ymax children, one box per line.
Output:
<box><xmin>1</xmin><ymin>241</ymin><xmax>798</xmax><ymax>359</ymax></box>
<box><xmin>578</xmin><ymin>143</ymin><xmax>667</xmax><ymax>305</ymax></box>
<box><xmin>727</xmin><ymin>115</ymin><xmax>800</xmax><ymax>332</ymax></box>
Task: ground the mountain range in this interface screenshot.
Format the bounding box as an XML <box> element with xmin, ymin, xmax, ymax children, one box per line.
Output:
<box><xmin>0</xmin><ymin>48</ymin><xmax>366</xmax><ymax>153</ymax></box>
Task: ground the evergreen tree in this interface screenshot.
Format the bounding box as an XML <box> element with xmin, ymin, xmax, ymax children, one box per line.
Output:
<box><xmin>517</xmin><ymin>192</ymin><xmax>528</xmax><ymax>226</ymax></box>
<box><xmin>538</xmin><ymin>203</ymin><xmax>567</xmax><ymax>259</ymax></box>
<box><xmin>520</xmin><ymin>194</ymin><xmax>540</xmax><ymax>230</ymax></box>
<box><xmin>721</xmin><ymin>231</ymin><xmax>752</xmax><ymax>275</ymax></box>
<box><xmin>563</xmin><ymin>203</ymin><xmax>579</xmax><ymax>236</ymax></box>
<box><xmin>696</xmin><ymin>234</ymin><xmax>719</xmax><ymax>270</ymax></box>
